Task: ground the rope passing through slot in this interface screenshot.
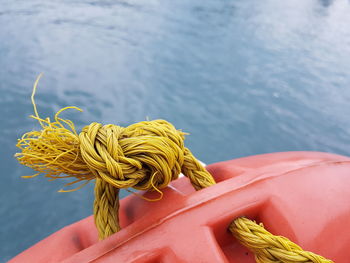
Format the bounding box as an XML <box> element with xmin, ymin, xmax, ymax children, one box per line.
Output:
<box><xmin>229</xmin><ymin>217</ymin><xmax>333</xmax><ymax>263</ymax></box>
<box><xmin>15</xmin><ymin>74</ymin><xmax>216</xmax><ymax>239</ymax></box>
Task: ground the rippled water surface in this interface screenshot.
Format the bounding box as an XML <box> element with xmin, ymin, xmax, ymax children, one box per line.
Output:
<box><xmin>1</xmin><ymin>0</ymin><xmax>350</xmax><ymax>260</ymax></box>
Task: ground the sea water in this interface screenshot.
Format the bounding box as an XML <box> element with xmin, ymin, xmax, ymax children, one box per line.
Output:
<box><xmin>1</xmin><ymin>0</ymin><xmax>350</xmax><ymax>260</ymax></box>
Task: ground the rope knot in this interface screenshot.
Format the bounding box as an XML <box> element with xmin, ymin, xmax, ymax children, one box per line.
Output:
<box><xmin>79</xmin><ymin>120</ymin><xmax>186</xmax><ymax>191</ymax></box>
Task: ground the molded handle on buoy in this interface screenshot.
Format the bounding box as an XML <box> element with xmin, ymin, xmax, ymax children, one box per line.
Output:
<box><xmin>10</xmin><ymin>152</ymin><xmax>350</xmax><ymax>263</ymax></box>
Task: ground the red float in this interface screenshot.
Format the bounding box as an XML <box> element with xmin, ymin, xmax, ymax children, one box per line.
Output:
<box><xmin>10</xmin><ymin>151</ymin><xmax>350</xmax><ymax>262</ymax></box>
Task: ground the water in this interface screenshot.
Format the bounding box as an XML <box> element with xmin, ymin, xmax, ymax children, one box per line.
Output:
<box><xmin>1</xmin><ymin>0</ymin><xmax>350</xmax><ymax>260</ymax></box>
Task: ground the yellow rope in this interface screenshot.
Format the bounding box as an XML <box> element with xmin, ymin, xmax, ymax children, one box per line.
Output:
<box><xmin>229</xmin><ymin>217</ymin><xmax>333</xmax><ymax>263</ymax></box>
<box><xmin>15</xmin><ymin>75</ymin><xmax>333</xmax><ymax>261</ymax></box>
<box><xmin>15</xmin><ymin>75</ymin><xmax>216</xmax><ymax>239</ymax></box>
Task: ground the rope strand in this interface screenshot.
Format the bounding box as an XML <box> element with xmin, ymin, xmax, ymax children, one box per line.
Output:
<box><xmin>229</xmin><ymin>217</ymin><xmax>333</xmax><ymax>263</ymax></box>
<box><xmin>94</xmin><ymin>179</ymin><xmax>120</xmax><ymax>239</ymax></box>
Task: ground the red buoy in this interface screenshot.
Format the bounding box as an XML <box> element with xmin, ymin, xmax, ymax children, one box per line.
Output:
<box><xmin>10</xmin><ymin>152</ymin><xmax>350</xmax><ymax>262</ymax></box>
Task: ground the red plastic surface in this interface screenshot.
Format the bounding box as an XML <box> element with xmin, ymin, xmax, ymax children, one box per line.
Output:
<box><xmin>10</xmin><ymin>152</ymin><xmax>350</xmax><ymax>263</ymax></box>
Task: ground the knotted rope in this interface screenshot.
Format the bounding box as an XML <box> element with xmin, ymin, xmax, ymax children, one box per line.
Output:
<box><xmin>16</xmin><ymin>75</ymin><xmax>333</xmax><ymax>262</ymax></box>
<box><xmin>15</xmin><ymin>74</ymin><xmax>215</xmax><ymax>239</ymax></box>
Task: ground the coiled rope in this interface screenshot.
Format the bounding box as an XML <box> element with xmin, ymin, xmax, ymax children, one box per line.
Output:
<box><xmin>16</xmin><ymin>75</ymin><xmax>333</xmax><ymax>262</ymax></box>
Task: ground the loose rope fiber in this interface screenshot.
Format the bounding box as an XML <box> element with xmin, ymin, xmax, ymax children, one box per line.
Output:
<box><xmin>229</xmin><ymin>217</ymin><xmax>333</xmax><ymax>263</ymax></box>
<box><xmin>16</xmin><ymin>75</ymin><xmax>333</xmax><ymax>261</ymax></box>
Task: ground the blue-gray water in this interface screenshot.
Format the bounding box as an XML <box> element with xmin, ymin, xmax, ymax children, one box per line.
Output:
<box><xmin>1</xmin><ymin>0</ymin><xmax>350</xmax><ymax>261</ymax></box>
